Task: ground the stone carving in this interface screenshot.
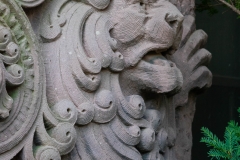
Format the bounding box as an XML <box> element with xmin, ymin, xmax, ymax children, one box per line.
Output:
<box><xmin>16</xmin><ymin>0</ymin><xmax>44</xmax><ymax>8</ymax></box>
<box><xmin>0</xmin><ymin>1</ymin><xmax>78</xmax><ymax>159</ymax></box>
<box><xmin>0</xmin><ymin>0</ymin><xmax>212</xmax><ymax>160</ymax></box>
<box><xmin>0</xmin><ymin>0</ymin><xmax>42</xmax><ymax>159</ymax></box>
<box><xmin>170</xmin><ymin>16</ymin><xmax>212</xmax><ymax>159</ymax></box>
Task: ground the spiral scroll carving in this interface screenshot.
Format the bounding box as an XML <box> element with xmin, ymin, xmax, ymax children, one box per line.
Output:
<box><xmin>0</xmin><ymin>0</ymin><xmax>212</xmax><ymax>159</ymax></box>
<box><xmin>15</xmin><ymin>0</ymin><xmax>45</xmax><ymax>8</ymax></box>
<box><xmin>0</xmin><ymin>0</ymin><xmax>43</xmax><ymax>159</ymax></box>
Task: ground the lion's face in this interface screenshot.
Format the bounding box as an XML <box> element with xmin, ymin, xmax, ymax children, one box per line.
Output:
<box><xmin>32</xmin><ymin>0</ymin><xmax>183</xmax><ymax>99</ymax></box>
<box><xmin>109</xmin><ymin>0</ymin><xmax>184</xmax><ymax>95</ymax></box>
<box><xmin>23</xmin><ymin>1</ymin><xmax>189</xmax><ymax>159</ymax></box>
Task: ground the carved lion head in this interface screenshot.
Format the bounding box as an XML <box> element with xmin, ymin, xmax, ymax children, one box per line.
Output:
<box><xmin>28</xmin><ymin>0</ymin><xmax>185</xmax><ymax>159</ymax></box>
<box><xmin>108</xmin><ymin>0</ymin><xmax>184</xmax><ymax>95</ymax></box>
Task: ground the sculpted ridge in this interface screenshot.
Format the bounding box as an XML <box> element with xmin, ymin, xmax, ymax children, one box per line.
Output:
<box><xmin>0</xmin><ymin>0</ymin><xmax>212</xmax><ymax>159</ymax></box>
<box><xmin>29</xmin><ymin>0</ymin><xmax>185</xmax><ymax>159</ymax></box>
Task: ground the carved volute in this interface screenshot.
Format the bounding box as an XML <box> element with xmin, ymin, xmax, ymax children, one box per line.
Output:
<box><xmin>0</xmin><ymin>0</ymin><xmax>212</xmax><ymax>160</ymax></box>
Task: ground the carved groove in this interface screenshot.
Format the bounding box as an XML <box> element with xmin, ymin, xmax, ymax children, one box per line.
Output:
<box><xmin>0</xmin><ymin>0</ymin><xmax>212</xmax><ymax>159</ymax></box>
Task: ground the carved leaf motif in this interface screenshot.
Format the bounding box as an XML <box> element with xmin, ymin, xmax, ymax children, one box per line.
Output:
<box><xmin>15</xmin><ymin>0</ymin><xmax>45</xmax><ymax>8</ymax></box>
<box><xmin>169</xmin><ymin>15</ymin><xmax>212</xmax><ymax>106</ymax></box>
<box><xmin>34</xmin><ymin>100</ymin><xmax>78</xmax><ymax>156</ymax></box>
<box><xmin>0</xmin><ymin>0</ymin><xmax>43</xmax><ymax>159</ymax></box>
<box><xmin>82</xmin><ymin>0</ymin><xmax>110</xmax><ymax>9</ymax></box>
<box><xmin>16</xmin><ymin>1</ymin><xmax>212</xmax><ymax>160</ymax></box>
<box><xmin>168</xmin><ymin>15</ymin><xmax>212</xmax><ymax>160</ymax></box>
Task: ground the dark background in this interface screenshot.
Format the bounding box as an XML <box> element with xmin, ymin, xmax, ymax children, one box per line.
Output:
<box><xmin>192</xmin><ymin>2</ymin><xmax>240</xmax><ymax>159</ymax></box>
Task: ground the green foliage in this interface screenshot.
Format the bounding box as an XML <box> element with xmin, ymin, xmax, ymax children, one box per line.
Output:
<box><xmin>200</xmin><ymin>108</ymin><xmax>240</xmax><ymax>160</ymax></box>
<box><xmin>196</xmin><ymin>0</ymin><xmax>221</xmax><ymax>15</ymax></box>
<box><xmin>196</xmin><ymin>0</ymin><xmax>240</xmax><ymax>17</ymax></box>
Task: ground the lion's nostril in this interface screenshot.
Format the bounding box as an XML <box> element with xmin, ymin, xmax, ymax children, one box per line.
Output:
<box><xmin>168</xmin><ymin>20</ymin><xmax>178</xmax><ymax>28</ymax></box>
<box><xmin>165</xmin><ymin>13</ymin><xmax>183</xmax><ymax>29</ymax></box>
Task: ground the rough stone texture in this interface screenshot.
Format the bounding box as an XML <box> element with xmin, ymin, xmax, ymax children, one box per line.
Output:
<box><xmin>0</xmin><ymin>0</ymin><xmax>212</xmax><ymax>160</ymax></box>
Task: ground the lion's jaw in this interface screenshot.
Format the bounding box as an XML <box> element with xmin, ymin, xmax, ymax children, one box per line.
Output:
<box><xmin>110</xmin><ymin>1</ymin><xmax>184</xmax><ymax>95</ymax></box>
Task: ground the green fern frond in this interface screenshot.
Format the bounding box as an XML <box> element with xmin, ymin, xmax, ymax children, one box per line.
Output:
<box><xmin>201</xmin><ymin>127</ymin><xmax>227</xmax><ymax>151</ymax></box>
<box><xmin>232</xmin><ymin>149</ymin><xmax>240</xmax><ymax>160</ymax></box>
<box><xmin>224</xmin><ymin>126</ymin><xmax>238</xmax><ymax>157</ymax></box>
<box><xmin>200</xmin><ymin>108</ymin><xmax>240</xmax><ymax>160</ymax></box>
<box><xmin>228</xmin><ymin>121</ymin><xmax>240</xmax><ymax>138</ymax></box>
<box><xmin>208</xmin><ymin>149</ymin><xmax>230</xmax><ymax>159</ymax></box>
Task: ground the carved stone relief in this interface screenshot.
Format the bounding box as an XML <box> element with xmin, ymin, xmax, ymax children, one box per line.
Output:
<box><xmin>0</xmin><ymin>0</ymin><xmax>42</xmax><ymax>159</ymax></box>
<box><xmin>0</xmin><ymin>0</ymin><xmax>212</xmax><ymax>160</ymax></box>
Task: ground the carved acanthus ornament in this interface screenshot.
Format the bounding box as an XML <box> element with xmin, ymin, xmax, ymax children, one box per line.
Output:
<box><xmin>0</xmin><ymin>0</ymin><xmax>41</xmax><ymax>159</ymax></box>
<box><xmin>0</xmin><ymin>0</ymin><xmax>212</xmax><ymax>160</ymax></box>
<box><xmin>16</xmin><ymin>0</ymin><xmax>44</xmax><ymax>8</ymax></box>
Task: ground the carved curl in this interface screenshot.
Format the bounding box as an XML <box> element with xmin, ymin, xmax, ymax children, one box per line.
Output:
<box><xmin>0</xmin><ymin>1</ymin><xmax>43</xmax><ymax>159</ymax></box>
<box><xmin>16</xmin><ymin>0</ymin><xmax>45</xmax><ymax>8</ymax></box>
<box><xmin>0</xmin><ymin>0</ymin><xmax>212</xmax><ymax>159</ymax></box>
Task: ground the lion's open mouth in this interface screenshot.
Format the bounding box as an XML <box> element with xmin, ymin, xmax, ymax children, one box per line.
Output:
<box><xmin>143</xmin><ymin>50</ymin><xmax>175</xmax><ymax>67</ymax></box>
<box><xmin>133</xmin><ymin>48</ymin><xmax>183</xmax><ymax>95</ymax></box>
